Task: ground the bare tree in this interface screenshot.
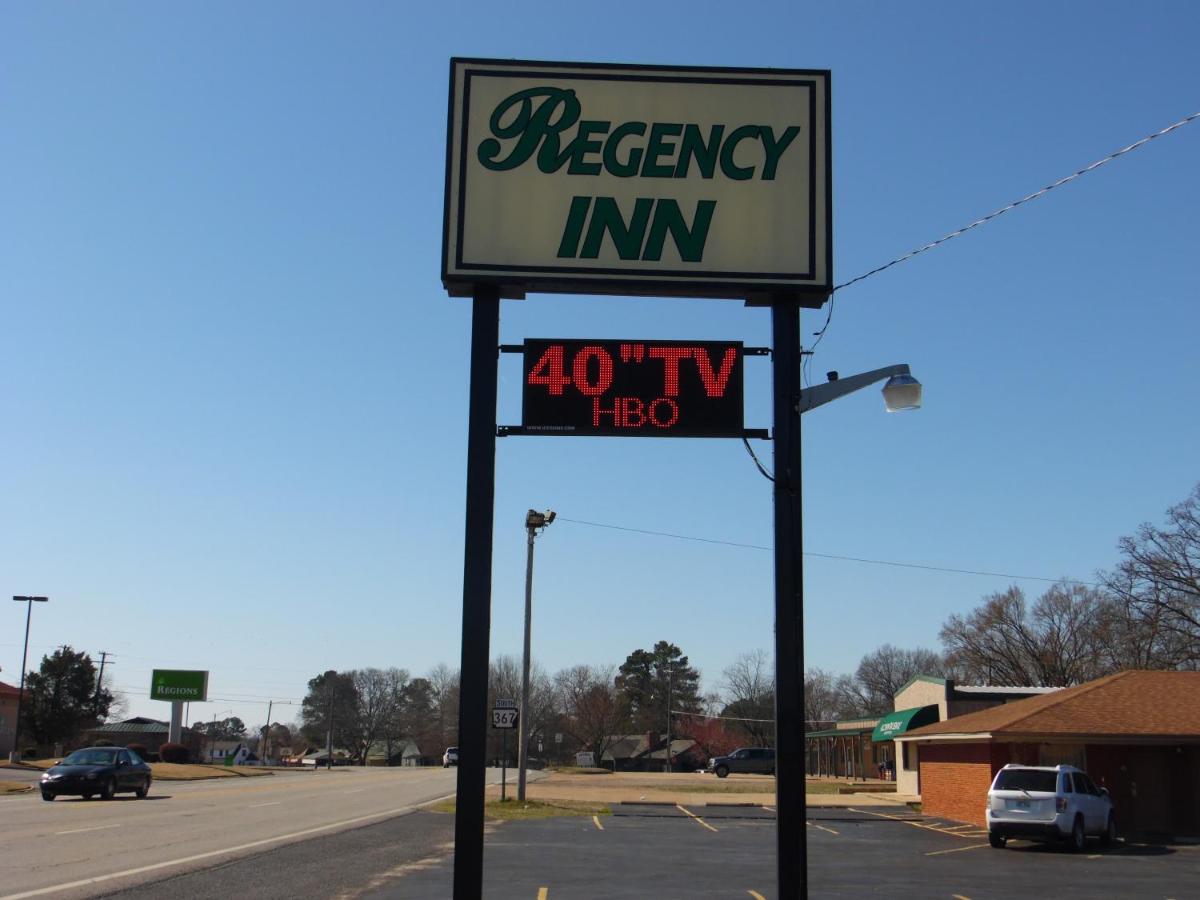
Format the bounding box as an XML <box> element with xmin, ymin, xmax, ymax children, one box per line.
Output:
<box><xmin>851</xmin><ymin>644</ymin><xmax>948</xmax><ymax>714</ymax></box>
<box><xmin>346</xmin><ymin>667</ymin><xmax>408</xmax><ymax>764</ymax></box>
<box><xmin>940</xmin><ymin>584</ymin><xmax>1115</xmax><ymax>687</ymax></box>
<box><xmin>555</xmin><ymin>664</ymin><xmax>627</xmax><ymax>766</ymax></box>
<box><xmin>1102</xmin><ymin>484</ymin><xmax>1200</xmax><ymax>668</ymax></box>
<box><xmin>805</xmin><ymin>667</ymin><xmax>861</xmax><ymax>723</ymax></box>
<box><xmin>721</xmin><ymin>650</ymin><xmax>774</xmax><ymax>746</ymax></box>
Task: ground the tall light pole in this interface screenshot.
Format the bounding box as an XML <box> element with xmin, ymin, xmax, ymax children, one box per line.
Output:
<box><xmin>774</xmin><ymin>353</ymin><xmax>922</xmax><ymax>898</ymax></box>
<box><xmin>665</xmin><ymin>665</ymin><xmax>673</xmax><ymax>775</ymax></box>
<box><xmin>518</xmin><ymin>508</ymin><xmax>554</xmax><ymax>802</ymax></box>
<box><xmin>10</xmin><ymin>596</ymin><xmax>48</xmax><ymax>763</ymax></box>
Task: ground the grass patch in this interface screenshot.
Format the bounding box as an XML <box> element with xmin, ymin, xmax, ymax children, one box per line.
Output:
<box><xmin>550</xmin><ymin>766</ymin><xmax>611</xmax><ymax>775</ymax></box>
<box><xmin>429</xmin><ymin>798</ymin><xmax>610</xmax><ymax>821</ymax></box>
<box><xmin>1</xmin><ymin>781</ymin><xmax>33</xmax><ymax>794</ymax></box>
<box><xmin>150</xmin><ymin>763</ymin><xmax>274</xmax><ymax>780</ymax></box>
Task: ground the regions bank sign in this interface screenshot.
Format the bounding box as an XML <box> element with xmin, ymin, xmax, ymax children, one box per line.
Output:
<box><xmin>443</xmin><ymin>59</ymin><xmax>831</xmax><ymax>301</ymax></box>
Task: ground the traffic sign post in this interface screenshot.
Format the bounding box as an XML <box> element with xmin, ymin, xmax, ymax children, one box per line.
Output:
<box><xmin>493</xmin><ymin>700</ymin><xmax>517</xmax><ymax>802</ymax></box>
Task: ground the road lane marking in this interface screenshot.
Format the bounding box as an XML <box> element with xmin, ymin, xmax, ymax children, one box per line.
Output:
<box><xmin>748</xmin><ymin>892</ymin><xmax>767</xmax><ymax>900</ymax></box>
<box><xmin>762</xmin><ymin>805</ymin><xmax>775</xmax><ymax>812</ymax></box>
<box><xmin>248</xmin><ymin>802</ymin><xmax>281</xmax><ymax>808</ymax></box>
<box><xmin>0</xmin><ymin>794</ymin><xmax>456</xmax><ymax>900</ymax></box>
<box><xmin>537</xmin><ymin>889</ymin><xmax>548</xmax><ymax>900</ymax></box>
<box><xmin>952</xmin><ymin>895</ymin><xmax>972</xmax><ymax>899</ymax></box>
<box><xmin>807</xmin><ymin>820</ymin><xmax>839</xmax><ymax>835</ymax></box>
<box><xmin>346</xmin><ymin>788</ymin><xmax>366</xmax><ymax>794</ymax></box>
<box><xmin>675</xmin><ymin>804</ymin><xmax>718</xmax><ymax>832</ymax></box>
<box><xmin>848</xmin><ymin>807</ymin><xmax>982</xmax><ymax>840</ymax></box>
<box><xmin>54</xmin><ymin>824</ymin><xmax>122</xmax><ymax>836</ymax></box>
<box><xmin>592</xmin><ymin>815</ymin><xmax>604</xmax><ymax>831</ymax></box>
<box><xmin>925</xmin><ymin>843</ymin><xmax>991</xmax><ymax>856</ymax></box>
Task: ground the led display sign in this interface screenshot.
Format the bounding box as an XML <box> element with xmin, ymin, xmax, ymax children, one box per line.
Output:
<box><xmin>518</xmin><ymin>339</ymin><xmax>746</xmax><ymax>437</ymax></box>
<box><xmin>443</xmin><ymin>59</ymin><xmax>831</xmax><ymax>302</ymax></box>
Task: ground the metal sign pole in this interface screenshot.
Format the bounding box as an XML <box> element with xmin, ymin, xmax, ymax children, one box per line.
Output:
<box><xmin>452</xmin><ymin>286</ymin><xmax>501</xmax><ymax>900</ymax></box>
<box><xmin>771</xmin><ymin>299</ymin><xmax>806</xmax><ymax>900</ymax></box>
<box><xmin>501</xmin><ymin>729</ymin><xmax>507</xmax><ymax>802</ymax></box>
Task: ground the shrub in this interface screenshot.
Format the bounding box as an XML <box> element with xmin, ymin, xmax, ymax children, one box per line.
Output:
<box><xmin>159</xmin><ymin>742</ymin><xmax>190</xmax><ymax>763</ymax></box>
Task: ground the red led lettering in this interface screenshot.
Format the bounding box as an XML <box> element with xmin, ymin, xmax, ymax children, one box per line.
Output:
<box><xmin>572</xmin><ymin>345</ymin><xmax>614</xmax><ymax>397</ymax></box>
<box><xmin>527</xmin><ymin>345</ymin><xmax>572</xmax><ymax>395</ymax></box>
<box><xmin>648</xmin><ymin>398</ymin><xmax>679</xmax><ymax>428</ymax></box>
<box><xmin>692</xmin><ymin>347</ymin><xmax>737</xmax><ymax>398</ymax></box>
<box><xmin>592</xmin><ymin>396</ymin><xmax>619</xmax><ymax>427</ymax></box>
<box><xmin>648</xmin><ymin>346</ymin><xmax>693</xmax><ymax>396</ymax></box>
<box><xmin>621</xmin><ymin>397</ymin><xmax>646</xmax><ymax>427</ymax></box>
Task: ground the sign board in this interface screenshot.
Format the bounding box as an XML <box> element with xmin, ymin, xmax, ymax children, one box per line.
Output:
<box><xmin>519</xmin><ymin>338</ymin><xmax>745</xmax><ymax>437</ymax></box>
<box><xmin>150</xmin><ymin>669</ymin><xmax>209</xmax><ymax>702</ymax></box>
<box><xmin>492</xmin><ymin>698</ymin><xmax>518</xmax><ymax>730</ymax></box>
<box><xmin>443</xmin><ymin>58</ymin><xmax>831</xmax><ymax>302</ymax></box>
<box><xmin>575</xmin><ymin>751</ymin><xmax>596</xmax><ymax>767</ymax></box>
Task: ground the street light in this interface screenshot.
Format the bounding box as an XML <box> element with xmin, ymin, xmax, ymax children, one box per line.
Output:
<box><xmin>10</xmin><ymin>596</ymin><xmax>48</xmax><ymax>763</ymax></box>
<box><xmin>778</xmin><ymin>359</ymin><xmax>922</xmax><ymax>898</ymax></box>
<box><xmin>518</xmin><ymin>508</ymin><xmax>554</xmax><ymax>802</ymax></box>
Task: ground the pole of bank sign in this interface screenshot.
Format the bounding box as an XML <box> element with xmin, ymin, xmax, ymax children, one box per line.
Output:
<box><xmin>771</xmin><ymin>299</ymin><xmax>806</xmax><ymax>900</ymax></box>
<box><xmin>453</xmin><ymin>285</ymin><xmax>501</xmax><ymax>900</ymax></box>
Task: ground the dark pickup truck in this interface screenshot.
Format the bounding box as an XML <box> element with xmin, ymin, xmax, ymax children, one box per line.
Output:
<box><xmin>706</xmin><ymin>747</ymin><xmax>775</xmax><ymax>777</ymax></box>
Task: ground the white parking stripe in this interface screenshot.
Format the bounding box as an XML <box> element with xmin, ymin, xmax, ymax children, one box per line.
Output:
<box><xmin>55</xmin><ymin>824</ymin><xmax>122</xmax><ymax>836</ymax></box>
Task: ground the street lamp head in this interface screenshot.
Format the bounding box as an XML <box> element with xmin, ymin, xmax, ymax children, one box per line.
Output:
<box><xmin>13</xmin><ymin>596</ymin><xmax>49</xmax><ymax>602</ymax></box>
<box><xmin>525</xmin><ymin>509</ymin><xmax>555</xmax><ymax>530</ymax></box>
<box><xmin>882</xmin><ymin>374</ymin><xmax>922</xmax><ymax>412</ymax></box>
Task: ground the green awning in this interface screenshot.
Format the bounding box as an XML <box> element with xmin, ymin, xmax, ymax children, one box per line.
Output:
<box><xmin>806</xmin><ymin>726</ymin><xmax>876</xmax><ymax>738</ymax></box>
<box><xmin>871</xmin><ymin>705</ymin><xmax>939</xmax><ymax>742</ymax></box>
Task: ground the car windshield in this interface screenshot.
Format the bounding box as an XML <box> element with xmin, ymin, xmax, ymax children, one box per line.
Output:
<box><xmin>993</xmin><ymin>769</ymin><xmax>1058</xmax><ymax>792</ymax></box>
<box><xmin>61</xmin><ymin>749</ymin><xmax>118</xmax><ymax>766</ymax></box>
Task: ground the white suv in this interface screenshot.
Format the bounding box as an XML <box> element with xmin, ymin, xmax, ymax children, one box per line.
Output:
<box><xmin>986</xmin><ymin>764</ymin><xmax>1117</xmax><ymax>851</ymax></box>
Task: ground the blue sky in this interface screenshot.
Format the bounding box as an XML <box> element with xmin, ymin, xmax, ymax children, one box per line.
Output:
<box><xmin>3</xmin><ymin>2</ymin><xmax>1197</xmax><ymax>731</ymax></box>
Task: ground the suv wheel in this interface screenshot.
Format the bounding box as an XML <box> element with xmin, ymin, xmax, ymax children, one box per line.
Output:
<box><xmin>1100</xmin><ymin>813</ymin><xmax>1116</xmax><ymax>846</ymax></box>
<box><xmin>715</xmin><ymin>764</ymin><xmax>729</xmax><ymax>778</ymax></box>
<box><xmin>1068</xmin><ymin>815</ymin><xmax>1085</xmax><ymax>852</ymax></box>
<box><xmin>988</xmin><ymin>831</ymin><xmax>1006</xmax><ymax>849</ymax></box>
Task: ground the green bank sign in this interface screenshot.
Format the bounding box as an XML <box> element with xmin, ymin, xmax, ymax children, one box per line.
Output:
<box><xmin>443</xmin><ymin>59</ymin><xmax>831</xmax><ymax>301</ymax></box>
<box><xmin>150</xmin><ymin>669</ymin><xmax>209</xmax><ymax>702</ymax></box>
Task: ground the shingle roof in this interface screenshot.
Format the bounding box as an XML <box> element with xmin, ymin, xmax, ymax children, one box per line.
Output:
<box><xmin>901</xmin><ymin>670</ymin><xmax>1200</xmax><ymax>741</ymax></box>
<box><xmin>0</xmin><ymin>680</ymin><xmax>22</xmax><ymax>700</ymax></box>
<box><xmin>89</xmin><ymin>721</ymin><xmax>170</xmax><ymax>734</ymax></box>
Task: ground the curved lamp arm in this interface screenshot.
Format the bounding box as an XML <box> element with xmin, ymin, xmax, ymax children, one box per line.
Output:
<box><xmin>798</xmin><ymin>364</ymin><xmax>919</xmax><ymax>414</ymax></box>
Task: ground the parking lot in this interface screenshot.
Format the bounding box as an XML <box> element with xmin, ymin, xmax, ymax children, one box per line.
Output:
<box><xmin>370</xmin><ymin>805</ymin><xmax>1200</xmax><ymax>899</ymax></box>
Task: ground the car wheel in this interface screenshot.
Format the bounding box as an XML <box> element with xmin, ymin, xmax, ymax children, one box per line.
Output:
<box><xmin>41</xmin><ymin>791</ymin><xmax>54</xmax><ymax>802</ymax></box>
<box><xmin>715</xmin><ymin>765</ymin><xmax>729</xmax><ymax>778</ymax></box>
<box><xmin>1100</xmin><ymin>813</ymin><xmax>1116</xmax><ymax>846</ymax></box>
<box><xmin>82</xmin><ymin>791</ymin><xmax>94</xmax><ymax>800</ymax></box>
<box><xmin>99</xmin><ymin>777</ymin><xmax>116</xmax><ymax>801</ymax></box>
<box><xmin>135</xmin><ymin>779</ymin><xmax>150</xmax><ymax>799</ymax></box>
<box><xmin>988</xmin><ymin>831</ymin><xmax>1006</xmax><ymax>849</ymax></box>
<box><xmin>1069</xmin><ymin>815</ymin><xmax>1085</xmax><ymax>852</ymax></box>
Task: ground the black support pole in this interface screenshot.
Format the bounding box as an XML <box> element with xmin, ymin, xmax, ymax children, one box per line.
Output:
<box><xmin>772</xmin><ymin>299</ymin><xmax>806</xmax><ymax>900</ymax></box>
<box><xmin>453</xmin><ymin>285</ymin><xmax>501</xmax><ymax>900</ymax></box>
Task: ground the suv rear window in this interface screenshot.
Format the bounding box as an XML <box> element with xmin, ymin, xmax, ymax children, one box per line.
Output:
<box><xmin>993</xmin><ymin>769</ymin><xmax>1058</xmax><ymax>792</ymax></box>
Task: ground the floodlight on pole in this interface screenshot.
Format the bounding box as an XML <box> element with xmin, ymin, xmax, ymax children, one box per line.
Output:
<box><xmin>10</xmin><ymin>596</ymin><xmax>48</xmax><ymax>764</ymax></box>
<box><xmin>518</xmin><ymin>508</ymin><xmax>553</xmax><ymax>802</ymax></box>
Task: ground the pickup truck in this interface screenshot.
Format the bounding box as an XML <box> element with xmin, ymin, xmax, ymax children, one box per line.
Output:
<box><xmin>706</xmin><ymin>747</ymin><xmax>775</xmax><ymax>777</ymax></box>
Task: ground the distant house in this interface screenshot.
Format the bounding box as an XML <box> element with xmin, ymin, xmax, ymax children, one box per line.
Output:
<box><xmin>205</xmin><ymin>740</ymin><xmax>256</xmax><ymax>764</ymax></box>
<box><xmin>366</xmin><ymin>739</ymin><xmax>422</xmax><ymax>766</ymax></box>
<box><xmin>599</xmin><ymin>733</ymin><xmax>697</xmax><ymax>772</ymax></box>
<box><xmin>82</xmin><ymin>717</ymin><xmax>201</xmax><ymax>757</ymax></box>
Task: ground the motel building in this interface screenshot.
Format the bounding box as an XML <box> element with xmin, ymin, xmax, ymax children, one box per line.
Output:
<box><xmin>893</xmin><ymin>670</ymin><xmax>1200</xmax><ymax>836</ymax></box>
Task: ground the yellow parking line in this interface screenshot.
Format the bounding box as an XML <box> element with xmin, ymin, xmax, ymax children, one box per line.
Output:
<box><xmin>762</xmin><ymin>805</ymin><xmax>775</xmax><ymax>812</ymax></box>
<box><xmin>592</xmin><ymin>815</ymin><xmax>604</xmax><ymax>831</ymax></box>
<box><xmin>953</xmin><ymin>894</ymin><xmax>972</xmax><ymax>900</ymax></box>
<box><xmin>675</xmin><ymin>804</ymin><xmax>718</xmax><ymax>832</ymax></box>
<box><xmin>807</xmin><ymin>820</ymin><xmax>839</xmax><ymax>835</ymax></box>
<box><xmin>848</xmin><ymin>807</ymin><xmax>983</xmax><ymax>841</ymax></box>
<box><xmin>537</xmin><ymin>889</ymin><xmax>548</xmax><ymax>900</ymax></box>
<box><xmin>748</xmin><ymin>892</ymin><xmax>767</xmax><ymax>900</ymax></box>
<box><xmin>926</xmin><ymin>843</ymin><xmax>991</xmax><ymax>856</ymax></box>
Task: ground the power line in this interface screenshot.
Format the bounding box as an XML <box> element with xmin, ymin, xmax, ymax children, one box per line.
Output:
<box><xmin>555</xmin><ymin>516</ymin><xmax>1098</xmax><ymax>586</ymax></box>
<box><xmin>833</xmin><ymin>110</ymin><xmax>1200</xmax><ymax>295</ymax></box>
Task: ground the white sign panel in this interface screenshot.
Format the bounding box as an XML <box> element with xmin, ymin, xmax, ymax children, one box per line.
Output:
<box><xmin>492</xmin><ymin>708</ymin><xmax>518</xmax><ymax>729</ymax></box>
<box><xmin>443</xmin><ymin>59</ymin><xmax>831</xmax><ymax>302</ymax></box>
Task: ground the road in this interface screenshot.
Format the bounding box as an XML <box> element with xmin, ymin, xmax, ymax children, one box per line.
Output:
<box><xmin>0</xmin><ymin>766</ymin><xmax>496</xmax><ymax>900</ymax></box>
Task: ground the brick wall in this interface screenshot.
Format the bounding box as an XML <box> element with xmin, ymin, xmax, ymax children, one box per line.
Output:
<box><xmin>919</xmin><ymin>743</ymin><xmax>1001</xmax><ymax>826</ymax></box>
